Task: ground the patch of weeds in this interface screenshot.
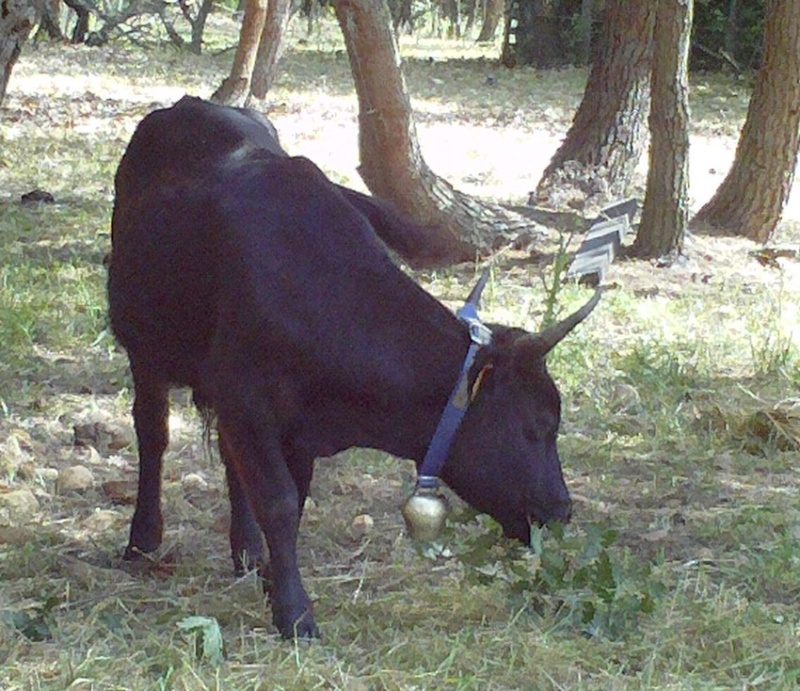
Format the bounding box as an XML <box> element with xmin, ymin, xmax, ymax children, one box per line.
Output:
<box><xmin>746</xmin><ymin>285</ymin><xmax>800</xmax><ymax>378</ymax></box>
<box><xmin>0</xmin><ymin>594</ymin><xmax>61</xmax><ymax>642</ymax></box>
<box><xmin>615</xmin><ymin>337</ymin><xmax>703</xmax><ymax>397</ymax></box>
<box><xmin>693</xmin><ymin>506</ymin><xmax>800</xmax><ymax>603</ymax></box>
<box><xmin>428</xmin><ymin>515</ymin><xmax>668</xmax><ymax>641</ymax></box>
<box><xmin>537</xmin><ymin>232</ymin><xmax>576</xmax><ymax>330</ymax></box>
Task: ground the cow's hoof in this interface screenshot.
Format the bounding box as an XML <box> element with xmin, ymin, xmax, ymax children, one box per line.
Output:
<box><xmin>123</xmin><ymin>543</ymin><xmax>156</xmax><ymax>561</ymax></box>
<box><xmin>126</xmin><ymin>512</ymin><xmax>163</xmax><ymax>557</ymax></box>
<box><xmin>274</xmin><ymin>607</ymin><xmax>319</xmax><ymax>640</ymax></box>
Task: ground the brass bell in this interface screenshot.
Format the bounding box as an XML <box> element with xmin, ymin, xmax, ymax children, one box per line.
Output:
<box><xmin>402</xmin><ymin>478</ymin><xmax>448</xmax><ymax>541</ymax></box>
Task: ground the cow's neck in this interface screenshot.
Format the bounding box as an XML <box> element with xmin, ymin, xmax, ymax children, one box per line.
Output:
<box><xmin>305</xmin><ymin>305</ymin><xmax>473</xmax><ymax>464</ymax></box>
<box><xmin>388</xmin><ymin>296</ymin><xmax>474</xmax><ymax>460</ymax></box>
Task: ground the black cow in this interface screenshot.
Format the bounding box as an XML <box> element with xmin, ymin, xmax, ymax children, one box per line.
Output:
<box><xmin>107</xmin><ymin>96</ymin><xmax>600</xmax><ymax>639</ymax></box>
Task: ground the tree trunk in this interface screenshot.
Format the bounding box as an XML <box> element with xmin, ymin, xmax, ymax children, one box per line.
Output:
<box><xmin>211</xmin><ymin>0</ymin><xmax>268</xmax><ymax>105</ymax></box>
<box><xmin>250</xmin><ymin>0</ymin><xmax>291</xmax><ymax>99</ymax></box>
<box><xmin>37</xmin><ymin>0</ymin><xmax>64</xmax><ymax>41</ymax></box>
<box><xmin>631</xmin><ymin>0</ymin><xmax>692</xmax><ymax>259</ymax></box>
<box><xmin>503</xmin><ymin>0</ymin><xmax>564</xmax><ymax>68</ymax></box>
<box><xmin>333</xmin><ymin>0</ymin><xmax>533</xmax><ymax>265</ymax></box>
<box><xmin>690</xmin><ymin>0</ymin><xmax>800</xmax><ymax>243</ymax></box>
<box><xmin>533</xmin><ymin>0</ymin><xmax>656</xmax><ymax>210</ymax></box>
<box><xmin>476</xmin><ymin>0</ymin><xmax>504</xmax><ymax>42</ymax></box>
<box><xmin>724</xmin><ymin>0</ymin><xmax>738</xmax><ymax>60</ymax></box>
<box><xmin>189</xmin><ymin>0</ymin><xmax>215</xmax><ymax>54</ymax></box>
<box><xmin>63</xmin><ymin>0</ymin><xmax>90</xmax><ymax>43</ymax></box>
<box><xmin>0</xmin><ymin>0</ymin><xmax>37</xmax><ymax>106</ymax></box>
<box><xmin>577</xmin><ymin>0</ymin><xmax>593</xmax><ymax>65</ymax></box>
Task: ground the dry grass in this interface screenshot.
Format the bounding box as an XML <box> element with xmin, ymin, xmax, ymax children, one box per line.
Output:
<box><xmin>1</xmin><ymin>13</ymin><xmax>800</xmax><ymax>691</ymax></box>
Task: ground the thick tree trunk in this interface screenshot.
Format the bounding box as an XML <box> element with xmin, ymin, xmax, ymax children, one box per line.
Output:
<box><xmin>631</xmin><ymin>0</ymin><xmax>692</xmax><ymax>260</ymax></box>
<box><xmin>533</xmin><ymin>0</ymin><xmax>655</xmax><ymax>210</ymax></box>
<box><xmin>0</xmin><ymin>0</ymin><xmax>37</xmax><ymax>105</ymax></box>
<box><xmin>211</xmin><ymin>0</ymin><xmax>268</xmax><ymax>105</ymax></box>
<box><xmin>690</xmin><ymin>0</ymin><xmax>800</xmax><ymax>243</ymax></box>
<box><xmin>476</xmin><ymin>0</ymin><xmax>503</xmax><ymax>42</ymax></box>
<box><xmin>250</xmin><ymin>0</ymin><xmax>291</xmax><ymax>99</ymax></box>
<box><xmin>334</xmin><ymin>0</ymin><xmax>533</xmax><ymax>265</ymax></box>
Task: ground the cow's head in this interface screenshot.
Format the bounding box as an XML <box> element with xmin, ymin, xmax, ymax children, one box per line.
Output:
<box><xmin>441</xmin><ymin>288</ymin><xmax>600</xmax><ymax>545</ymax></box>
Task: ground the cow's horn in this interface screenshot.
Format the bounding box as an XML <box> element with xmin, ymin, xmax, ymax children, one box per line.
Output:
<box><xmin>463</xmin><ymin>268</ymin><xmax>490</xmax><ymax>310</ymax></box>
<box><xmin>535</xmin><ymin>288</ymin><xmax>602</xmax><ymax>356</ymax></box>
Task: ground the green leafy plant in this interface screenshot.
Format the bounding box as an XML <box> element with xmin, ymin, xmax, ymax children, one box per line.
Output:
<box><xmin>538</xmin><ymin>232</ymin><xmax>575</xmax><ymax>330</ymax></box>
<box><xmin>447</xmin><ymin>517</ymin><xmax>667</xmax><ymax>640</ymax></box>
<box><xmin>1</xmin><ymin>594</ymin><xmax>61</xmax><ymax>641</ymax></box>
<box><xmin>176</xmin><ymin>616</ymin><xmax>226</xmax><ymax>667</ymax></box>
<box><xmin>747</xmin><ymin>286</ymin><xmax>799</xmax><ymax>377</ymax></box>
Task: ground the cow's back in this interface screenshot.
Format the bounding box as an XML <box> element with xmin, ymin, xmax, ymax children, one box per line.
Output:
<box><xmin>113</xmin><ymin>96</ymin><xmax>283</xmax><ymax>207</ymax></box>
<box><xmin>207</xmin><ymin>151</ymin><xmax>451</xmax><ymax>401</ymax></box>
<box><xmin>108</xmin><ymin>97</ymin><xmax>283</xmax><ymax>387</ymax></box>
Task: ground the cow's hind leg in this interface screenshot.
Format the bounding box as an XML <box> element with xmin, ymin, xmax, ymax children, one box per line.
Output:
<box><xmin>218</xmin><ymin>428</ymin><xmax>266</xmax><ymax>576</ymax></box>
<box><xmin>217</xmin><ymin>417</ymin><xmax>317</xmax><ymax>639</ymax></box>
<box><xmin>125</xmin><ymin>361</ymin><xmax>169</xmax><ymax>559</ymax></box>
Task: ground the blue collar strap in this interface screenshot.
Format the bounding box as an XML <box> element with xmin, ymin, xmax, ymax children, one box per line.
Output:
<box><xmin>417</xmin><ymin>300</ymin><xmax>492</xmax><ymax>483</ymax></box>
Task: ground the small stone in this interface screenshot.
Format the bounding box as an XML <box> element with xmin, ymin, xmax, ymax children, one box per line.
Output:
<box><xmin>102</xmin><ymin>479</ymin><xmax>138</xmax><ymax>505</ymax></box>
<box><xmin>73</xmin><ymin>420</ymin><xmax>132</xmax><ymax>454</ymax></box>
<box><xmin>83</xmin><ymin>509</ymin><xmax>123</xmax><ymax>533</ymax></box>
<box><xmin>0</xmin><ymin>488</ymin><xmax>40</xmax><ymax>526</ymax></box>
<box><xmin>73</xmin><ymin>422</ymin><xmax>100</xmax><ymax>447</ymax></box>
<box><xmin>0</xmin><ymin>434</ymin><xmax>31</xmax><ymax>474</ymax></box>
<box><xmin>608</xmin><ymin>383</ymin><xmax>642</xmax><ymax>414</ymax></box>
<box><xmin>351</xmin><ymin>513</ymin><xmax>374</xmax><ymax>537</ymax></box>
<box><xmin>57</xmin><ymin>465</ymin><xmax>95</xmax><ymax>492</ymax></box>
<box><xmin>182</xmin><ymin>473</ymin><xmax>208</xmax><ymax>492</ymax></box>
<box><xmin>38</xmin><ymin>468</ymin><xmax>60</xmax><ymax>482</ymax></box>
<box><xmin>75</xmin><ymin>445</ymin><xmax>103</xmax><ymax>466</ymax></box>
<box><xmin>0</xmin><ymin>525</ymin><xmax>37</xmax><ymax>546</ymax></box>
<box><xmin>105</xmin><ymin>423</ymin><xmax>133</xmax><ymax>451</ymax></box>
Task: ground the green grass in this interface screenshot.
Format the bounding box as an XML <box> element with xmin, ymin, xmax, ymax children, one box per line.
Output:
<box><xmin>2</xmin><ymin>15</ymin><xmax>800</xmax><ymax>691</ymax></box>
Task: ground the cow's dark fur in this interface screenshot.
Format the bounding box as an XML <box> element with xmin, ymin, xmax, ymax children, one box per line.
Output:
<box><xmin>108</xmin><ymin>96</ymin><xmax>595</xmax><ymax>639</ymax></box>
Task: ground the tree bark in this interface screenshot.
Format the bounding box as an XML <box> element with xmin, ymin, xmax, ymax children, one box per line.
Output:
<box><xmin>334</xmin><ymin>0</ymin><xmax>533</xmax><ymax>265</ymax></box>
<box><xmin>631</xmin><ymin>0</ymin><xmax>692</xmax><ymax>259</ymax></box>
<box><xmin>476</xmin><ymin>0</ymin><xmax>504</xmax><ymax>43</ymax></box>
<box><xmin>691</xmin><ymin>0</ymin><xmax>800</xmax><ymax>243</ymax></box>
<box><xmin>0</xmin><ymin>0</ymin><xmax>37</xmax><ymax>106</ymax></box>
<box><xmin>250</xmin><ymin>0</ymin><xmax>291</xmax><ymax>99</ymax></box>
<box><xmin>533</xmin><ymin>0</ymin><xmax>656</xmax><ymax>210</ymax></box>
<box><xmin>211</xmin><ymin>0</ymin><xmax>268</xmax><ymax>105</ymax></box>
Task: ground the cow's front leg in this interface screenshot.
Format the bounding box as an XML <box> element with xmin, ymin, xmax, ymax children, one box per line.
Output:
<box><xmin>217</xmin><ymin>419</ymin><xmax>317</xmax><ymax>639</ymax></box>
<box><xmin>125</xmin><ymin>362</ymin><xmax>169</xmax><ymax>558</ymax></box>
